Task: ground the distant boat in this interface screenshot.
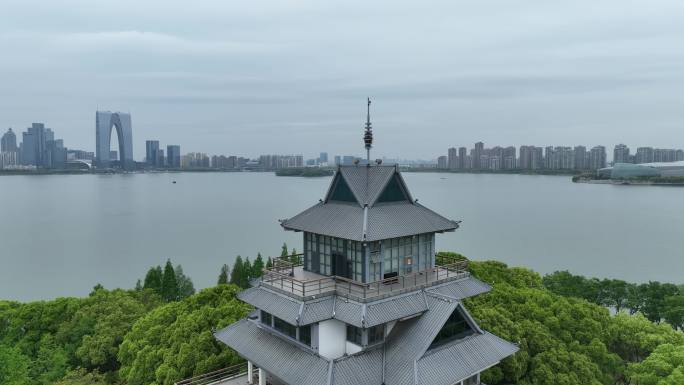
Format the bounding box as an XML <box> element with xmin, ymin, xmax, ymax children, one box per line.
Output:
<box><xmin>172</xmin><ymin>181</ymin><xmax>177</xmax><ymax>184</ymax></box>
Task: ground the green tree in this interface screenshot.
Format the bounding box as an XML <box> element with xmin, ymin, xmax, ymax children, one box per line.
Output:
<box><xmin>230</xmin><ymin>256</ymin><xmax>247</xmax><ymax>288</ymax></box>
<box><xmin>54</xmin><ymin>368</ymin><xmax>108</xmax><ymax>385</ymax></box>
<box><xmin>134</xmin><ymin>279</ymin><xmax>142</xmax><ymax>291</ymax></box>
<box><xmin>61</xmin><ymin>289</ymin><xmax>160</xmax><ymax>374</ymax></box>
<box><xmin>626</xmin><ymin>343</ymin><xmax>684</xmax><ymax>385</ymax></box>
<box><xmin>280</xmin><ymin>242</ymin><xmax>288</xmax><ymax>258</ymax></box>
<box><xmin>598</xmin><ymin>279</ymin><xmax>632</xmax><ymax>313</ymax></box>
<box><xmin>639</xmin><ymin>282</ymin><xmax>680</xmax><ymax>323</ymax></box>
<box><xmin>252</xmin><ymin>253</ymin><xmax>265</xmax><ymax>278</ymax></box>
<box><xmin>143</xmin><ymin>266</ymin><xmax>162</xmax><ymax>293</ymax></box>
<box><xmin>31</xmin><ymin>335</ymin><xmax>68</xmax><ymax>385</ymax></box>
<box><xmin>217</xmin><ymin>264</ymin><xmax>230</xmax><ymax>285</ymax></box>
<box><xmin>663</xmin><ymin>295</ymin><xmax>684</xmax><ymax>330</ymax></box>
<box><xmin>117</xmin><ymin>285</ymin><xmax>251</xmax><ymax>385</ymax></box>
<box><xmin>266</xmin><ymin>257</ymin><xmax>273</xmax><ymax>269</ymax></box>
<box><xmin>467</xmin><ymin>260</ymin><xmax>623</xmax><ymax>385</ymax></box>
<box><xmin>243</xmin><ymin>257</ymin><xmax>252</xmax><ymax>284</ymax></box>
<box><xmin>0</xmin><ymin>344</ymin><xmax>31</xmax><ymax>385</ymax></box>
<box><xmin>161</xmin><ymin>259</ymin><xmax>179</xmax><ymax>302</ymax></box>
<box><xmin>605</xmin><ymin>312</ymin><xmax>684</xmax><ymax>363</ymax></box>
<box><xmin>175</xmin><ymin>264</ymin><xmax>196</xmax><ymax>299</ymax></box>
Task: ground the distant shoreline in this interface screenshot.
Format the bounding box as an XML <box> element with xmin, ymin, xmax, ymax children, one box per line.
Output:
<box><xmin>0</xmin><ymin>168</ymin><xmax>582</xmax><ymax>178</ymax></box>
<box><xmin>401</xmin><ymin>168</ymin><xmax>581</xmax><ymax>177</ymax></box>
<box><xmin>573</xmin><ymin>177</ymin><xmax>684</xmax><ymax>186</ymax></box>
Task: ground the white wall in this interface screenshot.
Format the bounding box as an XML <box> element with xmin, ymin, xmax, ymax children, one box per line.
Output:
<box><xmin>318</xmin><ymin>319</ymin><xmax>346</xmax><ymax>359</ymax></box>
<box><xmin>345</xmin><ymin>341</ymin><xmax>362</xmax><ymax>355</ymax></box>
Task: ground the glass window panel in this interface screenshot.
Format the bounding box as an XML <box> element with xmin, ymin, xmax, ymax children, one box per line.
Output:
<box><xmin>274</xmin><ymin>316</ymin><xmax>297</xmax><ymax>339</ymax></box>
<box><xmin>346</xmin><ymin>325</ymin><xmax>363</xmax><ymax>345</ymax></box>
<box><xmin>429</xmin><ymin>309</ymin><xmax>474</xmax><ymax>349</ymax></box>
<box><xmin>368</xmin><ymin>324</ymin><xmax>385</xmax><ymax>345</ymax></box>
<box><xmin>261</xmin><ymin>310</ymin><xmax>272</xmax><ymax>326</ymax></box>
<box><xmin>299</xmin><ymin>325</ymin><xmax>312</xmax><ymax>346</ymax></box>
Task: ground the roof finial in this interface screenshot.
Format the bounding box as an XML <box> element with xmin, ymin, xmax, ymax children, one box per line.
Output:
<box><xmin>364</xmin><ymin>97</ymin><xmax>373</xmax><ymax>164</ymax></box>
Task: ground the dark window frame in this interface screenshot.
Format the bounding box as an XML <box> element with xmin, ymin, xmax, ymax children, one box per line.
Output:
<box><xmin>429</xmin><ymin>307</ymin><xmax>475</xmax><ymax>350</ymax></box>
<box><xmin>299</xmin><ymin>324</ymin><xmax>312</xmax><ymax>346</ymax></box>
<box><xmin>368</xmin><ymin>324</ymin><xmax>385</xmax><ymax>345</ymax></box>
<box><xmin>346</xmin><ymin>324</ymin><xmax>363</xmax><ymax>345</ymax></box>
<box><xmin>273</xmin><ymin>316</ymin><xmax>297</xmax><ymax>339</ymax></box>
<box><xmin>261</xmin><ymin>310</ymin><xmax>273</xmax><ymax>326</ymax></box>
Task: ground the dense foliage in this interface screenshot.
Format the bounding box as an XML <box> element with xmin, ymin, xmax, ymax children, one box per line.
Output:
<box><xmin>543</xmin><ymin>270</ymin><xmax>684</xmax><ymax>327</ymax></box>
<box><xmin>141</xmin><ymin>261</ymin><xmax>196</xmax><ymax>301</ymax></box>
<box><xmin>0</xmin><ymin>288</ymin><xmax>161</xmax><ymax>385</ymax></box>
<box><xmin>2</xmin><ymin>252</ymin><xmax>683</xmax><ymax>385</ymax></box>
<box><xmin>117</xmin><ymin>285</ymin><xmax>251</xmax><ymax>385</ymax></box>
<box><xmin>454</xmin><ymin>256</ymin><xmax>684</xmax><ymax>385</ymax></box>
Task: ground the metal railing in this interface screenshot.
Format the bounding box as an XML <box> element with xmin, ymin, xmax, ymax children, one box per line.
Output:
<box><xmin>260</xmin><ymin>254</ymin><xmax>469</xmax><ymax>302</ymax></box>
<box><xmin>174</xmin><ymin>362</ymin><xmax>249</xmax><ymax>385</ymax></box>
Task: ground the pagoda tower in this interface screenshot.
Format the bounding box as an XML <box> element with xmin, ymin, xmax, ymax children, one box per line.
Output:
<box><xmin>215</xmin><ymin>100</ymin><xmax>518</xmax><ymax>385</ymax></box>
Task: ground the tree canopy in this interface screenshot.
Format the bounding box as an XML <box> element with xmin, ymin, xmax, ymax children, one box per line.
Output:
<box><xmin>117</xmin><ymin>285</ymin><xmax>251</xmax><ymax>385</ymax></box>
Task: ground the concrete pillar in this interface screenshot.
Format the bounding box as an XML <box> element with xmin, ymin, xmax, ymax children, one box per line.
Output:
<box><xmin>247</xmin><ymin>361</ymin><xmax>254</xmax><ymax>384</ymax></box>
<box><xmin>258</xmin><ymin>368</ymin><xmax>266</xmax><ymax>385</ymax></box>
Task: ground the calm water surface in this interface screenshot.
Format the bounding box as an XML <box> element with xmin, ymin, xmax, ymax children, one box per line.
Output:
<box><xmin>1</xmin><ymin>172</ymin><xmax>682</xmax><ymax>301</ymax></box>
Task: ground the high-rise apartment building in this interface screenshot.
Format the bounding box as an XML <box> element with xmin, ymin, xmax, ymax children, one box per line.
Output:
<box><xmin>319</xmin><ymin>152</ymin><xmax>328</xmax><ymax>164</ymax></box>
<box><xmin>458</xmin><ymin>147</ymin><xmax>467</xmax><ymax>169</ymax></box>
<box><xmin>20</xmin><ymin>123</ymin><xmax>48</xmax><ymax>166</ymax></box>
<box><xmin>472</xmin><ymin>141</ymin><xmax>484</xmax><ymax>169</ymax></box>
<box><xmin>437</xmin><ymin>155</ymin><xmax>447</xmax><ymax>169</ymax></box>
<box><xmin>447</xmin><ymin>147</ymin><xmax>457</xmax><ymax>170</ymax></box>
<box><xmin>573</xmin><ymin>146</ymin><xmax>587</xmax><ymax>170</ymax></box>
<box><xmin>519</xmin><ymin>145</ymin><xmax>544</xmax><ymax>170</ymax></box>
<box><xmin>589</xmin><ymin>146</ymin><xmax>607</xmax><ymax>170</ymax></box>
<box><xmin>613</xmin><ymin>144</ymin><xmax>630</xmax><ymax>164</ymax></box>
<box><xmin>146</xmin><ymin>140</ymin><xmax>161</xmax><ymax>167</ymax></box>
<box><xmin>1</xmin><ymin>128</ymin><xmax>17</xmax><ymax>152</ymax></box>
<box><xmin>167</xmin><ymin>145</ymin><xmax>181</xmax><ymax>168</ymax></box>
<box><xmin>503</xmin><ymin>146</ymin><xmax>516</xmax><ymax>170</ymax></box>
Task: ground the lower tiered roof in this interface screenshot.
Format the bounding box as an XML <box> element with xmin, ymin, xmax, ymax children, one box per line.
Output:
<box><xmin>215</xmin><ymin>289</ymin><xmax>518</xmax><ymax>385</ymax></box>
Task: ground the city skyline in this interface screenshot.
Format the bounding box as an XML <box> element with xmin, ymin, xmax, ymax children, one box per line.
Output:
<box><xmin>3</xmin><ymin>119</ymin><xmax>684</xmax><ymax>166</ymax></box>
<box><xmin>3</xmin><ymin>1</ymin><xmax>684</xmax><ymax>158</ymax></box>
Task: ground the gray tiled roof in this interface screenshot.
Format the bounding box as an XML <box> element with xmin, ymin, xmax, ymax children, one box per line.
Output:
<box><xmin>281</xmin><ymin>165</ymin><xmax>459</xmax><ymax>241</ymax></box>
<box><xmin>426</xmin><ymin>277</ymin><xmax>492</xmax><ymax>299</ymax></box>
<box><xmin>238</xmin><ymin>287</ymin><xmax>302</xmax><ymax>325</ymax></box>
<box><xmin>299</xmin><ymin>297</ymin><xmax>335</xmax><ymax>325</ymax></box>
<box><xmin>365</xmin><ymin>202</ymin><xmax>459</xmax><ymax>241</ymax></box>
<box><xmin>280</xmin><ymin>202</ymin><xmax>365</xmax><ymax>241</ymax></box>
<box><xmin>241</xmin><ymin>276</ymin><xmax>491</xmax><ymax>328</ymax></box>
<box><xmin>334</xmin><ymin>165</ymin><xmax>398</xmax><ymax>206</ymax></box>
<box><xmin>333</xmin><ymin>297</ymin><xmax>364</xmax><ymax>327</ymax></box>
<box><xmin>417</xmin><ymin>332</ymin><xmax>519</xmax><ymax>385</ymax></box>
<box><xmin>281</xmin><ymin>201</ymin><xmax>458</xmax><ymax>242</ymax></box>
<box><xmin>364</xmin><ymin>291</ymin><xmax>428</xmax><ymax>327</ymax></box>
<box><xmin>217</xmin><ymin>290</ymin><xmax>518</xmax><ymax>385</ymax></box>
<box><xmin>215</xmin><ymin>319</ymin><xmax>330</xmax><ymax>385</ymax></box>
<box><xmin>384</xmin><ymin>293</ymin><xmax>458</xmax><ymax>385</ymax></box>
<box><xmin>331</xmin><ymin>347</ymin><xmax>384</xmax><ymax>385</ymax></box>
<box><xmin>239</xmin><ymin>286</ymin><xmax>335</xmax><ymax>326</ymax></box>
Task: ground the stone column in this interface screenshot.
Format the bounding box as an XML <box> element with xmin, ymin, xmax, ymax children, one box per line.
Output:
<box><xmin>258</xmin><ymin>368</ymin><xmax>266</xmax><ymax>385</ymax></box>
<box><xmin>247</xmin><ymin>361</ymin><xmax>254</xmax><ymax>384</ymax></box>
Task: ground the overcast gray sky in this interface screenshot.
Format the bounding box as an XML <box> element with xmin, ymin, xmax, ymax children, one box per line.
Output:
<box><xmin>1</xmin><ymin>0</ymin><xmax>684</xmax><ymax>160</ymax></box>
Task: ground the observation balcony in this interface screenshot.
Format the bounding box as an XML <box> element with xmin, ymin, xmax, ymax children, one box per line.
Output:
<box><xmin>258</xmin><ymin>253</ymin><xmax>470</xmax><ymax>303</ymax></box>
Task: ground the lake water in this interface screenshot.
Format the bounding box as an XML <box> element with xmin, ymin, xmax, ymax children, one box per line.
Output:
<box><xmin>1</xmin><ymin>171</ymin><xmax>682</xmax><ymax>302</ymax></box>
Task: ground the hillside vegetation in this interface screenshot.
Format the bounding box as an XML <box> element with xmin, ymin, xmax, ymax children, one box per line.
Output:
<box><xmin>1</xmin><ymin>252</ymin><xmax>682</xmax><ymax>385</ymax></box>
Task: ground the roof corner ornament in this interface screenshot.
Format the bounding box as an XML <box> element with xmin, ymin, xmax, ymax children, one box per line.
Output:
<box><xmin>364</xmin><ymin>97</ymin><xmax>373</xmax><ymax>164</ymax></box>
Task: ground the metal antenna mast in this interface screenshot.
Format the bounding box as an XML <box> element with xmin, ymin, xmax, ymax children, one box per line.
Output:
<box><xmin>363</xmin><ymin>97</ymin><xmax>373</xmax><ymax>164</ymax></box>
